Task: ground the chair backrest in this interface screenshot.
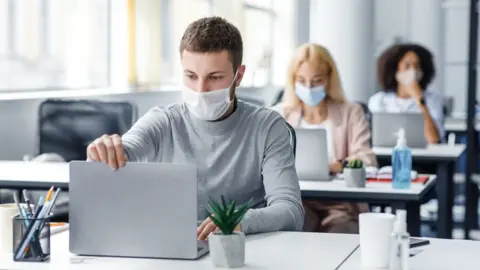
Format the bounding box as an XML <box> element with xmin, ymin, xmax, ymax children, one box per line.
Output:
<box><xmin>272</xmin><ymin>89</ymin><xmax>285</xmax><ymax>106</ymax></box>
<box><xmin>37</xmin><ymin>99</ymin><xmax>138</xmax><ymax>162</ymax></box>
<box><xmin>354</xmin><ymin>101</ymin><xmax>371</xmax><ymax>125</ymax></box>
<box><xmin>285</xmin><ymin>121</ymin><xmax>296</xmax><ymax>157</ymax></box>
<box><xmin>354</xmin><ymin>101</ymin><xmax>372</xmax><ymax>145</ymax></box>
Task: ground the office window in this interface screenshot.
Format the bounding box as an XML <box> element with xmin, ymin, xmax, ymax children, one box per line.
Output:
<box><xmin>242</xmin><ymin>0</ymin><xmax>295</xmax><ymax>87</ymax></box>
<box><xmin>162</xmin><ymin>0</ymin><xmax>212</xmax><ymax>84</ymax></box>
<box><xmin>0</xmin><ymin>0</ymin><xmax>110</xmax><ymax>91</ymax></box>
<box><xmin>242</xmin><ymin>6</ymin><xmax>274</xmax><ymax>87</ymax></box>
<box><xmin>244</xmin><ymin>0</ymin><xmax>273</xmax><ymax>9</ymax></box>
<box><xmin>139</xmin><ymin>0</ymin><xmax>295</xmax><ymax>88</ymax></box>
<box><xmin>271</xmin><ymin>0</ymin><xmax>295</xmax><ymax>86</ymax></box>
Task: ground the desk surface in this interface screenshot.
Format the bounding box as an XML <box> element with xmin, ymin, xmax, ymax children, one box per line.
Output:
<box><xmin>300</xmin><ymin>175</ymin><xmax>436</xmax><ymax>201</ymax></box>
<box><xmin>339</xmin><ymin>236</ymin><xmax>480</xmax><ymax>270</ymax></box>
<box><xmin>2</xmin><ymin>231</ymin><xmax>359</xmax><ymax>270</ymax></box>
<box><xmin>373</xmin><ymin>144</ymin><xmax>466</xmax><ymax>160</ymax></box>
<box><xmin>0</xmin><ymin>161</ymin><xmax>435</xmax><ymax>202</ymax></box>
<box><xmin>444</xmin><ymin>118</ymin><xmax>480</xmax><ymax>132</ymax></box>
<box><xmin>0</xmin><ymin>161</ymin><xmax>69</xmax><ymax>189</ymax></box>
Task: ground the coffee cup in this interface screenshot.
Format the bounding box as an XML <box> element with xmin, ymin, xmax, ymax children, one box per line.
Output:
<box><xmin>359</xmin><ymin>212</ymin><xmax>396</xmax><ymax>269</ymax></box>
<box><xmin>0</xmin><ymin>204</ymin><xmax>20</xmax><ymax>253</ymax></box>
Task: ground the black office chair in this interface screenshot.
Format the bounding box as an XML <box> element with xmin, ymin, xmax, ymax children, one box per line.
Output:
<box><xmin>354</xmin><ymin>101</ymin><xmax>373</xmax><ymax>147</ymax></box>
<box><xmin>37</xmin><ymin>99</ymin><xmax>137</xmax><ymax>161</ymax></box>
<box><xmin>272</xmin><ymin>89</ymin><xmax>285</xmax><ymax>106</ymax></box>
<box><xmin>30</xmin><ymin>99</ymin><xmax>138</xmax><ymax>222</ymax></box>
<box><xmin>285</xmin><ymin>121</ymin><xmax>296</xmax><ymax>157</ymax></box>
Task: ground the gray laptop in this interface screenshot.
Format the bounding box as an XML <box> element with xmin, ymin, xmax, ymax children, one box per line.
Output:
<box><xmin>69</xmin><ymin>161</ymin><xmax>209</xmax><ymax>260</ymax></box>
<box><xmin>294</xmin><ymin>128</ymin><xmax>331</xmax><ymax>181</ymax></box>
<box><xmin>372</xmin><ymin>112</ymin><xmax>427</xmax><ymax>148</ymax></box>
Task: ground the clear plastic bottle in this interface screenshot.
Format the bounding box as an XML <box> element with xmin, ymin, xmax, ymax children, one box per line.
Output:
<box><xmin>389</xmin><ymin>210</ymin><xmax>410</xmax><ymax>270</ymax></box>
<box><xmin>392</xmin><ymin>128</ymin><xmax>412</xmax><ymax>189</ymax></box>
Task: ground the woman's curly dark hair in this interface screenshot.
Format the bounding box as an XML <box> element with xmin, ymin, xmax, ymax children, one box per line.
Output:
<box><xmin>376</xmin><ymin>43</ymin><xmax>436</xmax><ymax>91</ymax></box>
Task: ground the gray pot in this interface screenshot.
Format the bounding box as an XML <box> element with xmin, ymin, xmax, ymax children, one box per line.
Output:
<box><xmin>209</xmin><ymin>232</ymin><xmax>245</xmax><ymax>268</ymax></box>
<box><xmin>344</xmin><ymin>168</ymin><xmax>366</xmax><ymax>188</ymax></box>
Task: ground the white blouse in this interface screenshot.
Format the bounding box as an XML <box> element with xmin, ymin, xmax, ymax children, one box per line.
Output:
<box><xmin>367</xmin><ymin>91</ymin><xmax>445</xmax><ymax>139</ymax></box>
<box><xmin>299</xmin><ymin>119</ymin><xmax>334</xmax><ymax>162</ymax></box>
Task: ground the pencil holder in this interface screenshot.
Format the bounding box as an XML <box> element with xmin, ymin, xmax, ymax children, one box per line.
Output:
<box><xmin>12</xmin><ymin>215</ymin><xmax>51</xmax><ymax>262</ymax></box>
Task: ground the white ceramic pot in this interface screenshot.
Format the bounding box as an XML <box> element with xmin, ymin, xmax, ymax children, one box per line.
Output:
<box><xmin>344</xmin><ymin>168</ymin><xmax>366</xmax><ymax>188</ymax></box>
<box><xmin>209</xmin><ymin>232</ymin><xmax>245</xmax><ymax>268</ymax></box>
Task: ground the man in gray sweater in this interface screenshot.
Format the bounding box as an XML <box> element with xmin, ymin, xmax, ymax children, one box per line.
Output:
<box><xmin>86</xmin><ymin>17</ymin><xmax>304</xmax><ymax>240</ymax></box>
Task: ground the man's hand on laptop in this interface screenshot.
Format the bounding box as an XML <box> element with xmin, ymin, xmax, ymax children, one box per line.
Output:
<box><xmin>86</xmin><ymin>134</ymin><xmax>127</xmax><ymax>170</ymax></box>
<box><xmin>197</xmin><ymin>217</ymin><xmax>242</xmax><ymax>240</ymax></box>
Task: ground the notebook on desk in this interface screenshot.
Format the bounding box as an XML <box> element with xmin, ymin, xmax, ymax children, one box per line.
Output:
<box><xmin>69</xmin><ymin>161</ymin><xmax>208</xmax><ymax>260</ymax></box>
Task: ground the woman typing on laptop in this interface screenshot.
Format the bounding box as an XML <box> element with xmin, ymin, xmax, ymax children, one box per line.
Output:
<box><xmin>368</xmin><ymin>43</ymin><xmax>444</xmax><ymax>144</ymax></box>
<box><xmin>271</xmin><ymin>43</ymin><xmax>377</xmax><ymax>233</ymax></box>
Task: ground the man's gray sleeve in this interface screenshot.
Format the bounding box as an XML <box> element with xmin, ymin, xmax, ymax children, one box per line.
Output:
<box><xmin>240</xmin><ymin>117</ymin><xmax>304</xmax><ymax>234</ymax></box>
<box><xmin>122</xmin><ymin>108</ymin><xmax>167</xmax><ymax>162</ymax></box>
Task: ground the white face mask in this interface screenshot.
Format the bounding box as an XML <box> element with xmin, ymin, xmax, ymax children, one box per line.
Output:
<box><xmin>396</xmin><ymin>69</ymin><xmax>423</xmax><ymax>86</ymax></box>
<box><xmin>183</xmin><ymin>71</ymin><xmax>238</xmax><ymax>121</ymax></box>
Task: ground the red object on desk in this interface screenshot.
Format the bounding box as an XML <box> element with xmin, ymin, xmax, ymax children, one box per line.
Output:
<box><xmin>367</xmin><ymin>175</ymin><xmax>429</xmax><ymax>184</ymax></box>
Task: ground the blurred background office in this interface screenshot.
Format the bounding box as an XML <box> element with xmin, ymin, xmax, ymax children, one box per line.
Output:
<box><xmin>1</xmin><ymin>0</ymin><xmax>478</xmax><ymax>156</ymax></box>
<box><xmin>0</xmin><ymin>0</ymin><xmax>478</xmax><ymax>237</ymax></box>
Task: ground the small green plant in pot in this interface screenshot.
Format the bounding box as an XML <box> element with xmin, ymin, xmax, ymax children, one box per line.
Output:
<box><xmin>343</xmin><ymin>159</ymin><xmax>366</xmax><ymax>188</ymax></box>
<box><xmin>206</xmin><ymin>196</ymin><xmax>251</xmax><ymax>268</ymax></box>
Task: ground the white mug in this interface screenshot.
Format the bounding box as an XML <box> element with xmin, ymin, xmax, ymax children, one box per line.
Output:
<box><xmin>359</xmin><ymin>212</ymin><xmax>396</xmax><ymax>269</ymax></box>
<box><xmin>0</xmin><ymin>203</ymin><xmax>20</xmax><ymax>253</ymax></box>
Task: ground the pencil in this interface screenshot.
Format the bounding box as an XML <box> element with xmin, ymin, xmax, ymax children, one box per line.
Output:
<box><xmin>45</xmin><ymin>186</ymin><xmax>54</xmax><ymax>202</ymax></box>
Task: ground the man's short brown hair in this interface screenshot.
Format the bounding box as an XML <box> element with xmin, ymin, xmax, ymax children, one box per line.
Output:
<box><xmin>179</xmin><ymin>16</ymin><xmax>243</xmax><ymax>72</ymax></box>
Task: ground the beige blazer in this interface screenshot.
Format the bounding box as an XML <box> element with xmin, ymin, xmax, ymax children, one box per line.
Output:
<box><xmin>271</xmin><ymin>100</ymin><xmax>378</xmax><ymax>232</ymax></box>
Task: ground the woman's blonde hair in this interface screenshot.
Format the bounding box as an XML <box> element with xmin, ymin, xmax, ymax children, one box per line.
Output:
<box><xmin>283</xmin><ymin>43</ymin><xmax>345</xmax><ymax>110</ymax></box>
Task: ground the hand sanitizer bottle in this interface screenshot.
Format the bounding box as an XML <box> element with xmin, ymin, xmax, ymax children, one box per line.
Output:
<box><xmin>392</xmin><ymin>128</ymin><xmax>412</xmax><ymax>189</ymax></box>
<box><xmin>389</xmin><ymin>210</ymin><xmax>410</xmax><ymax>270</ymax></box>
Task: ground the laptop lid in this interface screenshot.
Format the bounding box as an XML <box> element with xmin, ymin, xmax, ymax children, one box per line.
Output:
<box><xmin>294</xmin><ymin>128</ymin><xmax>331</xmax><ymax>181</ymax></box>
<box><xmin>372</xmin><ymin>113</ymin><xmax>427</xmax><ymax>148</ymax></box>
<box><xmin>69</xmin><ymin>161</ymin><xmax>201</xmax><ymax>259</ymax></box>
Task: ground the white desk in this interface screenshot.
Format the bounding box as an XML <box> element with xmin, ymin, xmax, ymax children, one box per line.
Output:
<box><xmin>444</xmin><ymin>117</ymin><xmax>480</xmax><ymax>133</ymax></box>
<box><xmin>300</xmin><ymin>176</ymin><xmax>435</xmax><ymax>201</ymax></box>
<box><xmin>373</xmin><ymin>144</ymin><xmax>466</xmax><ymax>161</ymax></box>
<box><xmin>1</xmin><ymin>231</ymin><xmax>359</xmax><ymax>270</ymax></box>
<box><xmin>301</xmin><ymin>176</ymin><xmax>436</xmax><ymax>237</ymax></box>
<box><xmin>0</xmin><ymin>161</ymin><xmax>69</xmax><ymax>190</ymax></box>
<box><xmin>373</xmin><ymin>144</ymin><xmax>465</xmax><ymax>239</ymax></box>
<box><xmin>339</xmin><ymin>236</ymin><xmax>480</xmax><ymax>270</ymax></box>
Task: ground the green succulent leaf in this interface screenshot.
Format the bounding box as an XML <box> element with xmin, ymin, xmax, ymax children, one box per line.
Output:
<box><xmin>221</xmin><ymin>195</ymin><xmax>228</xmax><ymax>210</ymax></box>
<box><xmin>208</xmin><ymin>198</ymin><xmax>227</xmax><ymax>222</ymax></box>
<box><xmin>206</xmin><ymin>196</ymin><xmax>252</xmax><ymax>235</ymax></box>
<box><xmin>346</xmin><ymin>159</ymin><xmax>363</xmax><ymax>169</ymax></box>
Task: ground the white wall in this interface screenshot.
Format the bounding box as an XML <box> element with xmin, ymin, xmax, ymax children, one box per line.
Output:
<box><xmin>310</xmin><ymin>0</ymin><xmax>375</xmax><ymax>103</ymax></box>
<box><xmin>443</xmin><ymin>0</ymin><xmax>480</xmax><ymax>114</ymax></box>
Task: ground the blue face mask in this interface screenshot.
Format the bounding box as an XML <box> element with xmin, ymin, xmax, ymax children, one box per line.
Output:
<box><xmin>295</xmin><ymin>83</ymin><xmax>327</xmax><ymax>106</ymax></box>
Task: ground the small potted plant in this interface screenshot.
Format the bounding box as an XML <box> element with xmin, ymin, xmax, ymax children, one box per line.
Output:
<box><xmin>343</xmin><ymin>159</ymin><xmax>366</xmax><ymax>188</ymax></box>
<box><xmin>206</xmin><ymin>196</ymin><xmax>251</xmax><ymax>268</ymax></box>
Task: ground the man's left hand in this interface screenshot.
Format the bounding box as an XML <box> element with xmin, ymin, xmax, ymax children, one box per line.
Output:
<box><xmin>197</xmin><ymin>217</ymin><xmax>242</xmax><ymax>240</ymax></box>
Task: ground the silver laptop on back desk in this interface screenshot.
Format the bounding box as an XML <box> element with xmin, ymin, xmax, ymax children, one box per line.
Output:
<box><xmin>372</xmin><ymin>112</ymin><xmax>427</xmax><ymax>148</ymax></box>
<box><xmin>69</xmin><ymin>161</ymin><xmax>208</xmax><ymax>260</ymax></box>
<box><xmin>294</xmin><ymin>128</ymin><xmax>331</xmax><ymax>181</ymax></box>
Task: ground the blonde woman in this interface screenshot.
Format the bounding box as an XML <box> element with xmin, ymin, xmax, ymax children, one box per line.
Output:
<box><xmin>272</xmin><ymin>43</ymin><xmax>377</xmax><ymax>233</ymax></box>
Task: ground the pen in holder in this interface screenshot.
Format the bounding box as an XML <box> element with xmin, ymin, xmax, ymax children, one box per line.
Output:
<box><xmin>12</xmin><ymin>214</ymin><xmax>51</xmax><ymax>262</ymax></box>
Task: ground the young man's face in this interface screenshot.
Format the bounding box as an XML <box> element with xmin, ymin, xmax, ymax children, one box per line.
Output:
<box><xmin>181</xmin><ymin>50</ymin><xmax>245</xmax><ymax>93</ymax></box>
